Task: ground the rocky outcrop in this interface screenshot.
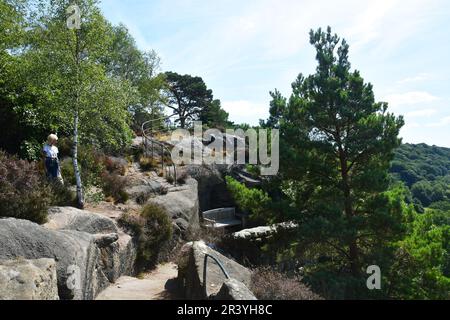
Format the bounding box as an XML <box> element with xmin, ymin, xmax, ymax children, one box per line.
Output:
<box><xmin>186</xmin><ymin>165</ymin><xmax>233</xmax><ymax>212</ymax></box>
<box><xmin>0</xmin><ymin>218</ymin><xmax>99</xmax><ymax>300</ymax></box>
<box><xmin>177</xmin><ymin>241</ymin><xmax>254</xmax><ymax>300</ymax></box>
<box><xmin>151</xmin><ymin>178</ymin><xmax>200</xmax><ymax>237</ymax></box>
<box><xmin>0</xmin><ymin>207</ymin><xmax>137</xmax><ymax>300</ymax></box>
<box><xmin>222</xmin><ymin>223</ymin><xmax>299</xmax><ymax>267</ymax></box>
<box><xmin>0</xmin><ymin>258</ymin><xmax>59</xmax><ymax>300</ymax></box>
<box><xmin>215</xmin><ymin>279</ymin><xmax>256</xmax><ymax>300</ymax></box>
<box><xmin>232</xmin><ymin>222</ymin><xmax>297</xmax><ymax>240</ymax></box>
<box><xmin>45</xmin><ymin>206</ymin><xmax>118</xmax><ymax>234</ymax></box>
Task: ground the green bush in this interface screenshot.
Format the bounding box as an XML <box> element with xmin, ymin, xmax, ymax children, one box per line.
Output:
<box><xmin>225</xmin><ymin>176</ymin><xmax>271</xmax><ymax>221</ymax></box>
<box><xmin>19</xmin><ymin>139</ymin><xmax>42</xmax><ymax>161</ymax></box>
<box><xmin>101</xmin><ymin>172</ymin><xmax>129</xmax><ymax>204</ymax></box>
<box><xmin>0</xmin><ymin>151</ymin><xmax>52</xmax><ymax>224</ymax></box>
<box><xmin>57</xmin><ymin>137</ymin><xmax>73</xmax><ymax>158</ymax></box>
<box><xmin>49</xmin><ymin>180</ymin><xmax>77</xmax><ymax>207</ymax></box>
<box><xmin>60</xmin><ymin>146</ymin><xmax>105</xmax><ymax>188</ymax></box>
<box><xmin>118</xmin><ymin>203</ymin><xmax>173</xmax><ymax>270</ymax></box>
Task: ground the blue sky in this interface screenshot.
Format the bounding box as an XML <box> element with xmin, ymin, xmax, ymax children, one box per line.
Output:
<box><xmin>100</xmin><ymin>0</ymin><xmax>450</xmax><ymax>147</ymax></box>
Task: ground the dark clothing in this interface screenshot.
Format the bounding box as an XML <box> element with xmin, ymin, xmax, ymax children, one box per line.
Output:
<box><xmin>45</xmin><ymin>157</ymin><xmax>59</xmax><ymax>179</ymax></box>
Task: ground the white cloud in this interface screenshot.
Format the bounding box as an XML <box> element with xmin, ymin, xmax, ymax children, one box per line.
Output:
<box><xmin>222</xmin><ymin>100</ymin><xmax>269</xmax><ymax>126</ymax></box>
<box><xmin>405</xmin><ymin>108</ymin><xmax>437</xmax><ymax>118</ymax></box>
<box><xmin>426</xmin><ymin>116</ymin><xmax>450</xmax><ymax>128</ymax></box>
<box><xmin>397</xmin><ymin>73</ymin><xmax>431</xmax><ymax>84</ymax></box>
<box><xmin>384</xmin><ymin>91</ymin><xmax>439</xmax><ymax>107</ymax></box>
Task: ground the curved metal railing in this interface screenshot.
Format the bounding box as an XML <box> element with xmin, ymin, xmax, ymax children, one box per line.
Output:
<box><xmin>141</xmin><ymin>114</ymin><xmax>178</xmax><ymax>186</ymax></box>
<box><xmin>203</xmin><ymin>253</ymin><xmax>231</xmax><ymax>297</ymax></box>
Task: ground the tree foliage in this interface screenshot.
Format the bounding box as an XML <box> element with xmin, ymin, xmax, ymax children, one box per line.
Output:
<box><xmin>391</xmin><ymin>143</ymin><xmax>450</xmax><ymax>209</ymax></box>
<box><xmin>163</xmin><ymin>71</ymin><xmax>229</xmax><ymax>128</ymax></box>
<box><xmin>265</xmin><ymin>27</ymin><xmax>405</xmax><ymax>298</ymax></box>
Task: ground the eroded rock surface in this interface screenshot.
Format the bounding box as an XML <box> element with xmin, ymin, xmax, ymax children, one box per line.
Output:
<box><xmin>0</xmin><ymin>207</ymin><xmax>137</xmax><ymax>300</ymax></box>
<box><xmin>0</xmin><ymin>258</ymin><xmax>59</xmax><ymax>300</ymax></box>
<box><xmin>177</xmin><ymin>241</ymin><xmax>253</xmax><ymax>300</ymax></box>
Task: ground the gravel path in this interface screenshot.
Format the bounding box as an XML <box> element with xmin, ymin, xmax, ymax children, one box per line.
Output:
<box><xmin>95</xmin><ymin>263</ymin><xmax>179</xmax><ymax>300</ymax></box>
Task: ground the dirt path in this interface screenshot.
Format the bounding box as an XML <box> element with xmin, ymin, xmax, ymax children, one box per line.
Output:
<box><xmin>96</xmin><ymin>263</ymin><xmax>180</xmax><ymax>300</ymax></box>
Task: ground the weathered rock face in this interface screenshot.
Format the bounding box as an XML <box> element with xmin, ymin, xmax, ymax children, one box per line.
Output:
<box><xmin>125</xmin><ymin>179</ymin><xmax>163</xmax><ymax>203</ymax></box>
<box><xmin>44</xmin><ymin>207</ymin><xmax>137</xmax><ymax>297</ymax></box>
<box><xmin>0</xmin><ymin>207</ymin><xmax>137</xmax><ymax>300</ymax></box>
<box><xmin>0</xmin><ymin>218</ymin><xmax>99</xmax><ymax>300</ymax></box>
<box><xmin>45</xmin><ymin>207</ymin><xmax>118</xmax><ymax>234</ymax></box>
<box><xmin>222</xmin><ymin>223</ymin><xmax>299</xmax><ymax>268</ymax></box>
<box><xmin>0</xmin><ymin>258</ymin><xmax>59</xmax><ymax>300</ymax></box>
<box><xmin>186</xmin><ymin>165</ymin><xmax>233</xmax><ymax>212</ymax></box>
<box><xmin>177</xmin><ymin>241</ymin><xmax>254</xmax><ymax>300</ymax></box>
<box><xmin>215</xmin><ymin>279</ymin><xmax>257</xmax><ymax>300</ymax></box>
<box><xmin>152</xmin><ymin>178</ymin><xmax>200</xmax><ymax>236</ymax></box>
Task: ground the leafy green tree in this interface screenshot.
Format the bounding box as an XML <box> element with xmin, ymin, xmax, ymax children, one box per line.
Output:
<box><xmin>199</xmin><ymin>99</ymin><xmax>230</xmax><ymax>129</ymax></box>
<box><xmin>102</xmin><ymin>24</ymin><xmax>167</xmax><ymax>132</ymax></box>
<box><xmin>163</xmin><ymin>71</ymin><xmax>218</xmax><ymax>128</ymax></box>
<box><xmin>389</xmin><ymin>209</ymin><xmax>450</xmax><ymax>299</ymax></box>
<box><xmin>267</xmin><ymin>27</ymin><xmax>405</xmax><ymax>298</ymax></box>
<box><xmin>19</xmin><ymin>0</ymin><xmax>137</xmax><ymax>207</ymax></box>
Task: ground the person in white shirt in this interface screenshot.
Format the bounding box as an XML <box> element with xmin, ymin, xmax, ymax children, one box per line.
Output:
<box><xmin>43</xmin><ymin>134</ymin><xmax>63</xmax><ymax>183</ymax></box>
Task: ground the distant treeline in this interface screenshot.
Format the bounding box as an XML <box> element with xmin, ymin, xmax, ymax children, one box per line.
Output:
<box><xmin>391</xmin><ymin>143</ymin><xmax>450</xmax><ymax>211</ymax></box>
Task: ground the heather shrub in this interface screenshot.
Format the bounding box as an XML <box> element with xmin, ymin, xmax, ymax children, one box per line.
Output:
<box><xmin>139</xmin><ymin>156</ymin><xmax>159</xmax><ymax>171</ymax></box>
<box><xmin>250</xmin><ymin>267</ymin><xmax>323</xmax><ymax>300</ymax></box>
<box><xmin>60</xmin><ymin>146</ymin><xmax>105</xmax><ymax>188</ymax></box>
<box><xmin>49</xmin><ymin>180</ymin><xmax>77</xmax><ymax>207</ymax></box>
<box><xmin>101</xmin><ymin>172</ymin><xmax>129</xmax><ymax>204</ymax></box>
<box><xmin>118</xmin><ymin>203</ymin><xmax>173</xmax><ymax>270</ymax></box>
<box><xmin>0</xmin><ymin>151</ymin><xmax>52</xmax><ymax>224</ymax></box>
<box><xmin>103</xmin><ymin>156</ymin><xmax>128</xmax><ymax>176</ymax></box>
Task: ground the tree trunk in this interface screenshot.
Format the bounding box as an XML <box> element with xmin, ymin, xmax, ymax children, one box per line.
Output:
<box><xmin>340</xmin><ymin>152</ymin><xmax>359</xmax><ymax>277</ymax></box>
<box><xmin>73</xmin><ymin>110</ymin><xmax>84</xmax><ymax>209</ymax></box>
<box><xmin>72</xmin><ymin>29</ymin><xmax>84</xmax><ymax>209</ymax></box>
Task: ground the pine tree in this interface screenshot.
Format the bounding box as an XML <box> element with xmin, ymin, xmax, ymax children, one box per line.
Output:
<box><xmin>269</xmin><ymin>27</ymin><xmax>405</xmax><ymax>298</ymax></box>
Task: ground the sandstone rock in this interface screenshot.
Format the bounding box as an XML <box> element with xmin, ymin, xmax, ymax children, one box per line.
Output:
<box><xmin>215</xmin><ymin>279</ymin><xmax>257</xmax><ymax>300</ymax></box>
<box><xmin>151</xmin><ymin>178</ymin><xmax>200</xmax><ymax>232</ymax></box>
<box><xmin>94</xmin><ymin>233</ymin><xmax>119</xmax><ymax>248</ymax></box>
<box><xmin>44</xmin><ymin>207</ymin><xmax>136</xmax><ymax>288</ymax></box>
<box><xmin>186</xmin><ymin>165</ymin><xmax>227</xmax><ymax>211</ymax></box>
<box><xmin>45</xmin><ymin>207</ymin><xmax>118</xmax><ymax>234</ymax></box>
<box><xmin>0</xmin><ymin>258</ymin><xmax>59</xmax><ymax>300</ymax></box>
<box><xmin>125</xmin><ymin>180</ymin><xmax>163</xmax><ymax>202</ymax></box>
<box><xmin>0</xmin><ymin>210</ymin><xmax>137</xmax><ymax>300</ymax></box>
<box><xmin>177</xmin><ymin>241</ymin><xmax>253</xmax><ymax>299</ymax></box>
<box><xmin>0</xmin><ymin>218</ymin><xmax>98</xmax><ymax>300</ymax></box>
<box><xmin>232</xmin><ymin>222</ymin><xmax>298</xmax><ymax>240</ymax></box>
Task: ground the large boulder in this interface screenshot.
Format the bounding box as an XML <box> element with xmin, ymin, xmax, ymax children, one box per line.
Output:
<box><xmin>45</xmin><ymin>207</ymin><xmax>118</xmax><ymax>234</ymax></box>
<box><xmin>151</xmin><ymin>178</ymin><xmax>200</xmax><ymax>234</ymax></box>
<box><xmin>0</xmin><ymin>207</ymin><xmax>137</xmax><ymax>300</ymax></box>
<box><xmin>215</xmin><ymin>279</ymin><xmax>257</xmax><ymax>300</ymax></box>
<box><xmin>186</xmin><ymin>165</ymin><xmax>232</xmax><ymax>212</ymax></box>
<box><xmin>0</xmin><ymin>258</ymin><xmax>59</xmax><ymax>300</ymax></box>
<box><xmin>177</xmin><ymin>241</ymin><xmax>253</xmax><ymax>300</ymax></box>
<box><xmin>44</xmin><ymin>207</ymin><xmax>137</xmax><ymax>292</ymax></box>
<box><xmin>0</xmin><ymin>218</ymin><xmax>99</xmax><ymax>300</ymax></box>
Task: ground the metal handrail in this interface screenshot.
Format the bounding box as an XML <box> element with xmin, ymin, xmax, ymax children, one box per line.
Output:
<box><xmin>141</xmin><ymin>114</ymin><xmax>178</xmax><ymax>186</ymax></box>
<box><xmin>203</xmin><ymin>253</ymin><xmax>231</xmax><ymax>296</ymax></box>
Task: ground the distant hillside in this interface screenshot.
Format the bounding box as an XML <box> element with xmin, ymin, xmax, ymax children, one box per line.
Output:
<box><xmin>391</xmin><ymin>143</ymin><xmax>450</xmax><ymax>210</ymax></box>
